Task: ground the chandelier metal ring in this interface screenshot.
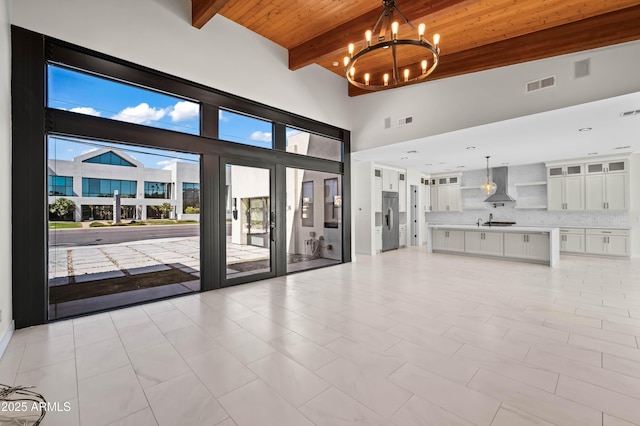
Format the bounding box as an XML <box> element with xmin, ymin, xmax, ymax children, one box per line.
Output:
<box><xmin>343</xmin><ymin>0</ymin><xmax>441</xmax><ymax>91</ymax></box>
<box><xmin>346</xmin><ymin>39</ymin><xmax>440</xmax><ymax>90</ymax></box>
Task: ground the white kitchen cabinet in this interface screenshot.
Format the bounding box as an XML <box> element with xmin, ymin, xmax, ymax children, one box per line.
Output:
<box><xmin>585</xmin><ymin>229</ymin><xmax>629</xmax><ymax>257</ymax></box>
<box><xmin>399</xmin><ymin>224</ymin><xmax>407</xmax><ymax>247</ymax></box>
<box><xmin>399</xmin><ymin>173</ymin><xmax>407</xmax><ymax>212</ymax></box>
<box><xmin>434</xmin><ymin>175</ymin><xmax>461</xmax><ymax>212</ymax></box>
<box><xmin>585</xmin><ymin>160</ymin><xmax>628</xmax><ymax>211</ymax></box>
<box><xmin>432</xmin><ymin>229</ymin><xmax>464</xmax><ymax>252</ymax></box>
<box><xmin>429</xmin><ymin>179</ymin><xmax>438</xmax><ymax>211</ymax></box>
<box><xmin>375</xmin><ymin>226</ymin><xmax>382</xmax><ymax>253</ymax></box>
<box><xmin>464</xmin><ymin>231</ymin><xmax>503</xmax><ymax>256</ymax></box>
<box><xmin>559</xmin><ymin>228</ymin><xmax>585</xmax><ymax>253</ymax></box>
<box><xmin>374</xmin><ymin>170</ymin><xmax>382</xmax><ymax>213</ymax></box>
<box><xmin>547</xmin><ymin>163</ymin><xmax>584</xmax><ymax>211</ymax></box>
<box><xmin>504</xmin><ymin>232</ymin><xmax>550</xmax><ymax>261</ymax></box>
<box><xmin>382</xmin><ymin>169</ymin><xmax>399</xmax><ymax>192</ymax></box>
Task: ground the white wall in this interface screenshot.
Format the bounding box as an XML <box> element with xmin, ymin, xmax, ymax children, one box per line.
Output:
<box><xmin>10</xmin><ymin>0</ymin><xmax>351</xmax><ymax>130</ymax></box>
<box><xmin>0</xmin><ymin>0</ymin><xmax>12</xmax><ymax>351</ymax></box>
<box><xmin>631</xmin><ymin>154</ymin><xmax>640</xmax><ymax>257</ymax></box>
<box><xmin>350</xmin><ymin>41</ymin><xmax>640</xmax><ymax>152</ymax></box>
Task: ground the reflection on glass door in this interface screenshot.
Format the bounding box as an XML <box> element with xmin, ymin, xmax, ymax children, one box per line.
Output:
<box><xmin>225</xmin><ymin>164</ymin><xmax>273</xmax><ymax>280</ymax></box>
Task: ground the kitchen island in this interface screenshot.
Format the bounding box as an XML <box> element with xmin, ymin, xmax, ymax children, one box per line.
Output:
<box><xmin>427</xmin><ymin>224</ymin><xmax>560</xmax><ymax>267</ymax></box>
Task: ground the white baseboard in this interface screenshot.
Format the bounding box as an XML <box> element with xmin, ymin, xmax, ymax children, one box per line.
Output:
<box><xmin>0</xmin><ymin>321</ymin><xmax>15</xmax><ymax>359</ymax></box>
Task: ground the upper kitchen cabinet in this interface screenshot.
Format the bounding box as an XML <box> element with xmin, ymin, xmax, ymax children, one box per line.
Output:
<box><xmin>382</xmin><ymin>169</ymin><xmax>399</xmax><ymax>192</ymax></box>
<box><xmin>585</xmin><ymin>159</ymin><xmax>629</xmax><ymax>211</ymax></box>
<box><xmin>546</xmin><ymin>162</ymin><xmax>584</xmax><ymax>211</ymax></box>
<box><xmin>399</xmin><ymin>173</ymin><xmax>407</xmax><ymax>212</ymax></box>
<box><xmin>433</xmin><ymin>174</ymin><xmax>461</xmax><ymax>212</ymax></box>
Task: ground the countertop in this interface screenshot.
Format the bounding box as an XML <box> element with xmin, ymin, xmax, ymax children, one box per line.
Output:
<box><xmin>428</xmin><ymin>224</ymin><xmax>558</xmax><ymax>233</ymax></box>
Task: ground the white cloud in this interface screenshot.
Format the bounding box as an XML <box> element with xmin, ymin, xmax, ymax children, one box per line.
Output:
<box><xmin>157</xmin><ymin>159</ymin><xmax>178</xmax><ymax>167</ymax></box>
<box><xmin>80</xmin><ymin>148</ymin><xmax>98</xmax><ymax>155</ymax></box>
<box><xmin>111</xmin><ymin>103</ymin><xmax>167</xmax><ymax>124</ymax></box>
<box><xmin>250</xmin><ymin>131</ymin><xmax>272</xmax><ymax>142</ymax></box>
<box><xmin>219</xmin><ymin>110</ymin><xmax>231</xmax><ymax>122</ymax></box>
<box><xmin>70</xmin><ymin>107</ymin><xmax>101</xmax><ymax>117</ymax></box>
<box><xmin>169</xmin><ymin>101</ymin><xmax>199</xmax><ymax>122</ymax></box>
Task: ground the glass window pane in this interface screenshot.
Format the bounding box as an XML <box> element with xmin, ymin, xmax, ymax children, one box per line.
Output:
<box><xmin>47</xmin><ymin>65</ymin><xmax>200</xmax><ymax>135</ymax></box>
<box><xmin>218</xmin><ymin>109</ymin><xmax>273</xmax><ymax>149</ymax></box>
<box><xmin>286</xmin><ymin>168</ymin><xmax>342</xmax><ymax>273</ymax></box>
<box><xmin>286</xmin><ymin>128</ymin><xmax>342</xmax><ymax>162</ymax></box>
<box><xmin>48</xmin><ymin>135</ymin><xmax>201</xmax><ymax>320</ymax></box>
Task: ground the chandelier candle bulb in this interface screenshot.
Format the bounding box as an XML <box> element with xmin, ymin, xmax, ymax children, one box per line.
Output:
<box><xmin>418</xmin><ymin>23</ymin><xmax>425</xmax><ymax>39</ymax></box>
<box><xmin>421</xmin><ymin>59</ymin><xmax>428</xmax><ymax>74</ymax></box>
<box><xmin>434</xmin><ymin>33</ymin><xmax>440</xmax><ymax>47</ymax></box>
<box><xmin>350</xmin><ymin>67</ymin><xmax>355</xmax><ymax>78</ymax></box>
<box><xmin>343</xmin><ymin>56</ymin><xmax>349</xmax><ymax>67</ymax></box>
<box><xmin>365</xmin><ymin>30</ymin><xmax>372</xmax><ymax>46</ymax></box>
<box><xmin>392</xmin><ymin>22</ymin><xmax>399</xmax><ymax>40</ymax></box>
<box><xmin>404</xmin><ymin>69</ymin><xmax>409</xmax><ymax>82</ymax></box>
<box><xmin>348</xmin><ymin>43</ymin><xmax>355</xmax><ymax>57</ymax></box>
<box><xmin>364</xmin><ymin>73</ymin><xmax>370</xmax><ymax>85</ymax></box>
<box><xmin>383</xmin><ymin>73</ymin><xmax>389</xmax><ymax>86</ymax></box>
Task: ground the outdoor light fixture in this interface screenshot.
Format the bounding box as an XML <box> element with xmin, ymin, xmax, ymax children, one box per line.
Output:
<box><xmin>344</xmin><ymin>0</ymin><xmax>440</xmax><ymax>91</ymax></box>
<box><xmin>482</xmin><ymin>156</ymin><xmax>497</xmax><ymax>195</ymax></box>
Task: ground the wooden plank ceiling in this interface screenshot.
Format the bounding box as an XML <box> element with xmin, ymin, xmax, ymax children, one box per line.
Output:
<box><xmin>193</xmin><ymin>0</ymin><xmax>640</xmax><ymax>96</ymax></box>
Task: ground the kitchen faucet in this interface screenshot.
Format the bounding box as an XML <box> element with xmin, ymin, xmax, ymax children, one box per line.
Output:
<box><xmin>489</xmin><ymin>213</ymin><xmax>493</xmax><ymax>222</ymax></box>
<box><xmin>476</xmin><ymin>217</ymin><xmax>483</xmax><ymax>227</ymax></box>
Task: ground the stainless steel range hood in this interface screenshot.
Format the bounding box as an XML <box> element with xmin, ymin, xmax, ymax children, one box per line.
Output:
<box><xmin>484</xmin><ymin>166</ymin><xmax>515</xmax><ymax>202</ymax></box>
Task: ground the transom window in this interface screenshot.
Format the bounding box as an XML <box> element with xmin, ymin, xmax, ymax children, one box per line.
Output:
<box><xmin>47</xmin><ymin>65</ymin><xmax>200</xmax><ymax>135</ymax></box>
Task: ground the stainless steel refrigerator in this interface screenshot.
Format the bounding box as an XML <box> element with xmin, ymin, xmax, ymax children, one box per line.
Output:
<box><xmin>382</xmin><ymin>191</ymin><xmax>399</xmax><ymax>251</ymax></box>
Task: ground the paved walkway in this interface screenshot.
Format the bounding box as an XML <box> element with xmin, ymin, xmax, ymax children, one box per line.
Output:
<box><xmin>48</xmin><ymin>236</ymin><xmax>268</xmax><ymax>284</ymax></box>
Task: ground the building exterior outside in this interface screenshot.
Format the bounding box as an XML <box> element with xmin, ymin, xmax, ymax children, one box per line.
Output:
<box><xmin>48</xmin><ymin>147</ymin><xmax>200</xmax><ymax>222</ymax></box>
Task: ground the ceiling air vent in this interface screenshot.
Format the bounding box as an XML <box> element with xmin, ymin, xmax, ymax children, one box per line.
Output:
<box><xmin>620</xmin><ymin>109</ymin><xmax>640</xmax><ymax>118</ymax></box>
<box><xmin>398</xmin><ymin>116</ymin><xmax>413</xmax><ymax>126</ymax></box>
<box><xmin>574</xmin><ymin>59</ymin><xmax>590</xmax><ymax>78</ymax></box>
<box><xmin>526</xmin><ymin>75</ymin><xmax>556</xmax><ymax>93</ymax></box>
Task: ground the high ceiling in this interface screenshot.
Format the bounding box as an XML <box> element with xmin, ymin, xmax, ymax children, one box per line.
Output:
<box><xmin>193</xmin><ymin>0</ymin><xmax>640</xmax><ymax>96</ymax></box>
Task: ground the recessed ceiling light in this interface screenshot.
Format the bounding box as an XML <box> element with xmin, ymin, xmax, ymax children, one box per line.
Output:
<box><xmin>401</xmin><ymin>157</ymin><xmax>409</xmax><ymax>160</ymax></box>
<box><xmin>466</xmin><ymin>146</ymin><xmax>476</xmax><ymax>150</ymax></box>
<box><xmin>425</xmin><ymin>163</ymin><xmax>432</xmax><ymax>166</ymax></box>
<box><xmin>406</xmin><ymin>150</ymin><xmax>419</xmax><ymax>154</ymax></box>
<box><xmin>578</xmin><ymin>127</ymin><xmax>592</xmax><ymax>132</ymax></box>
<box><xmin>587</xmin><ymin>152</ymin><xmax>598</xmax><ymax>155</ymax></box>
<box><xmin>614</xmin><ymin>146</ymin><xmax>631</xmax><ymax>150</ymax></box>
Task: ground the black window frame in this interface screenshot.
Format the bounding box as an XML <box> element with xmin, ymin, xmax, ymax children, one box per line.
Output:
<box><xmin>11</xmin><ymin>26</ymin><xmax>351</xmax><ymax>328</ymax></box>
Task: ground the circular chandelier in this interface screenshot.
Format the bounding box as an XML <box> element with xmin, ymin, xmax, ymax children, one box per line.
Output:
<box><xmin>344</xmin><ymin>0</ymin><xmax>440</xmax><ymax>91</ymax></box>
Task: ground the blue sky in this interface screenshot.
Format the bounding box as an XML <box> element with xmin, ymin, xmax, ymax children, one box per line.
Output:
<box><xmin>47</xmin><ymin>65</ymin><xmax>289</xmax><ymax>167</ymax></box>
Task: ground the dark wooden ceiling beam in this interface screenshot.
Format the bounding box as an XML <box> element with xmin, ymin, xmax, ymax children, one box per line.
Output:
<box><xmin>289</xmin><ymin>0</ymin><xmax>469</xmax><ymax>71</ymax></box>
<box><xmin>348</xmin><ymin>4</ymin><xmax>640</xmax><ymax>96</ymax></box>
<box><xmin>192</xmin><ymin>0</ymin><xmax>230</xmax><ymax>29</ymax></box>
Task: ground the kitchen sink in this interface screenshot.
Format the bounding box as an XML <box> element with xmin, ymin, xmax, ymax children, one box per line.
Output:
<box><xmin>482</xmin><ymin>221</ymin><xmax>516</xmax><ymax>227</ymax></box>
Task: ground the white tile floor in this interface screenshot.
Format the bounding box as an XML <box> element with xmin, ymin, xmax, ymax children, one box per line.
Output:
<box><xmin>2</xmin><ymin>247</ymin><xmax>640</xmax><ymax>425</ymax></box>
